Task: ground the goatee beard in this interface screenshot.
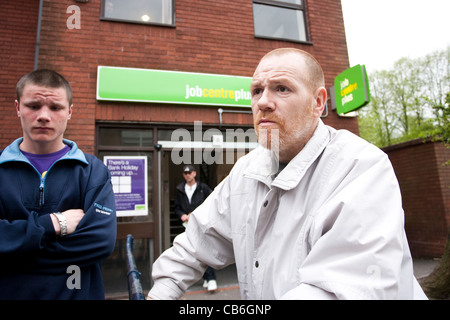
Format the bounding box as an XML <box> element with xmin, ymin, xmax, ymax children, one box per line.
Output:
<box><xmin>257</xmin><ymin>127</ymin><xmax>280</xmax><ymax>157</ymax></box>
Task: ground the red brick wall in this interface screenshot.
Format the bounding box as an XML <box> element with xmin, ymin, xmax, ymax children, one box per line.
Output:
<box><xmin>384</xmin><ymin>140</ymin><xmax>450</xmax><ymax>258</ymax></box>
<box><xmin>1</xmin><ymin>0</ymin><xmax>357</xmax><ymax>154</ymax></box>
<box><xmin>0</xmin><ymin>1</ymin><xmax>39</xmax><ymax>148</ymax></box>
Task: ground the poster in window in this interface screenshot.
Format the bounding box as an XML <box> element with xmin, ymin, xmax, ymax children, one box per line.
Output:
<box><xmin>104</xmin><ymin>156</ymin><xmax>148</xmax><ymax>217</ymax></box>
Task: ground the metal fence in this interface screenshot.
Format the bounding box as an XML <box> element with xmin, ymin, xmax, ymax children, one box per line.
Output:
<box><xmin>126</xmin><ymin>234</ymin><xmax>146</xmax><ymax>300</ymax></box>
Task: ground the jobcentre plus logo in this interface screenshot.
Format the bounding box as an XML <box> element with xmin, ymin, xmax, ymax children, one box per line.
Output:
<box><xmin>185</xmin><ymin>85</ymin><xmax>251</xmax><ymax>103</ymax></box>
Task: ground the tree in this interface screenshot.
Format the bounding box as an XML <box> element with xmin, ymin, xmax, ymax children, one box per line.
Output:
<box><xmin>420</xmin><ymin>238</ymin><xmax>450</xmax><ymax>299</ymax></box>
<box><xmin>358</xmin><ymin>70</ymin><xmax>396</xmax><ymax>146</ymax></box>
<box><xmin>359</xmin><ymin>47</ymin><xmax>449</xmax><ymax>148</ymax></box>
<box><xmin>422</xmin><ymin>92</ymin><xmax>450</xmax><ymax>145</ymax></box>
<box><xmin>422</xmin><ymin>48</ymin><xmax>450</xmax><ymax>128</ymax></box>
<box><xmin>389</xmin><ymin>57</ymin><xmax>422</xmax><ymax>138</ymax></box>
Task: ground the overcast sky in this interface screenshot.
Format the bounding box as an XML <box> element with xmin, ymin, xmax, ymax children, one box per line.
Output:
<box><xmin>341</xmin><ymin>0</ymin><xmax>450</xmax><ymax>74</ymax></box>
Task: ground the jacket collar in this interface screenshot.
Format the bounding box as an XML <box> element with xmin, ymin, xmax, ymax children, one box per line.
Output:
<box><xmin>244</xmin><ymin>120</ymin><xmax>331</xmax><ymax>190</ymax></box>
<box><xmin>0</xmin><ymin>138</ymin><xmax>88</xmax><ymax>165</ymax></box>
<box><xmin>176</xmin><ymin>180</ymin><xmax>198</xmax><ymax>193</ymax></box>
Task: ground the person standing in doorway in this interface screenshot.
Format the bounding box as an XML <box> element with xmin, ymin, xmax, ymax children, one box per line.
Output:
<box><xmin>173</xmin><ymin>164</ymin><xmax>217</xmax><ymax>291</ymax></box>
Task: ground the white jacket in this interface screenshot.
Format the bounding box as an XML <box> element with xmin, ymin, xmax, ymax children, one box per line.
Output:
<box><xmin>149</xmin><ymin>120</ymin><xmax>427</xmax><ymax>300</ymax></box>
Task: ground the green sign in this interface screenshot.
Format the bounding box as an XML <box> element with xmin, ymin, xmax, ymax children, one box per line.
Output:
<box><xmin>97</xmin><ymin>66</ymin><xmax>252</xmax><ymax>107</ymax></box>
<box><xmin>334</xmin><ymin>64</ymin><xmax>370</xmax><ymax>114</ymax></box>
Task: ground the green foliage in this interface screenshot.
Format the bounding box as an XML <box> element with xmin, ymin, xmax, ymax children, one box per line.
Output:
<box><xmin>421</xmin><ymin>92</ymin><xmax>450</xmax><ymax>142</ymax></box>
<box><xmin>358</xmin><ymin>47</ymin><xmax>450</xmax><ymax>148</ymax></box>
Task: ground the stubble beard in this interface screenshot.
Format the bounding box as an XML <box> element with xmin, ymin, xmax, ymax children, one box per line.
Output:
<box><xmin>255</xmin><ymin>114</ymin><xmax>316</xmax><ymax>163</ymax></box>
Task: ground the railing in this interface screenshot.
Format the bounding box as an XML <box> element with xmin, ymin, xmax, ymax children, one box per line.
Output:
<box><xmin>126</xmin><ymin>234</ymin><xmax>146</xmax><ymax>300</ymax></box>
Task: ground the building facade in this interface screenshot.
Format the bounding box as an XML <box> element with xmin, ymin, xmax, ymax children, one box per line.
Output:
<box><xmin>0</xmin><ymin>0</ymin><xmax>356</xmax><ymax>296</ymax></box>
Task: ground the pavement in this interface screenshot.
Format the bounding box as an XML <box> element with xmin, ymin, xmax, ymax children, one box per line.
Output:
<box><xmin>181</xmin><ymin>264</ymin><xmax>241</xmax><ymax>300</ymax></box>
<box><xmin>181</xmin><ymin>259</ymin><xmax>440</xmax><ymax>300</ymax></box>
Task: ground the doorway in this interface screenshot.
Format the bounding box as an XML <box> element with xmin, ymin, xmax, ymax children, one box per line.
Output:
<box><xmin>96</xmin><ymin>123</ymin><xmax>256</xmax><ymax>297</ymax></box>
<box><xmin>161</xmin><ymin>150</ymin><xmax>236</xmax><ymax>248</ymax></box>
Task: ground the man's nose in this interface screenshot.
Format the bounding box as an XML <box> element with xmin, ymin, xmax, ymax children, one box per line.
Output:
<box><xmin>256</xmin><ymin>90</ymin><xmax>275</xmax><ymax>111</ymax></box>
<box><xmin>36</xmin><ymin>107</ymin><xmax>51</xmax><ymax>122</ymax></box>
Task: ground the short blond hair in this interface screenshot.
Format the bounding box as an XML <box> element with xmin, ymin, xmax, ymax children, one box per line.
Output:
<box><xmin>259</xmin><ymin>48</ymin><xmax>325</xmax><ymax>92</ymax></box>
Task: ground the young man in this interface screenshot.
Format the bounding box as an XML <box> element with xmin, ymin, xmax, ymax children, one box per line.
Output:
<box><xmin>148</xmin><ymin>48</ymin><xmax>427</xmax><ymax>300</ymax></box>
<box><xmin>0</xmin><ymin>69</ymin><xmax>117</xmax><ymax>299</ymax></box>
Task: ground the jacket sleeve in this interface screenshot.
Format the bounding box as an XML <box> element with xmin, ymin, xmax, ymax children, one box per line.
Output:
<box><xmin>41</xmin><ymin>159</ymin><xmax>117</xmax><ymax>270</ymax></box>
<box><xmin>282</xmin><ymin>147</ymin><xmax>418</xmax><ymax>299</ymax></box>
<box><xmin>0</xmin><ymin>151</ymin><xmax>56</xmax><ymax>254</ymax></box>
<box><xmin>173</xmin><ymin>189</ymin><xmax>185</xmax><ymax>219</ymax></box>
<box><xmin>203</xmin><ymin>183</ymin><xmax>213</xmax><ymax>198</ymax></box>
<box><xmin>0</xmin><ymin>209</ymin><xmax>55</xmax><ymax>254</ymax></box>
<box><xmin>149</xmin><ymin>178</ymin><xmax>234</xmax><ymax>299</ymax></box>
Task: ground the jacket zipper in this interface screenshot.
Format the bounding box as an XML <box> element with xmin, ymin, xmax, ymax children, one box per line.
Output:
<box><xmin>37</xmin><ymin>157</ymin><xmax>67</xmax><ymax>208</ymax></box>
<box><xmin>39</xmin><ymin>177</ymin><xmax>45</xmax><ymax>208</ymax></box>
<box><xmin>37</xmin><ymin>163</ymin><xmax>56</xmax><ymax>209</ymax></box>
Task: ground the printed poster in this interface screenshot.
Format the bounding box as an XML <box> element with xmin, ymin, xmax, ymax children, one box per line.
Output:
<box><xmin>104</xmin><ymin>156</ymin><xmax>148</xmax><ymax>217</ymax></box>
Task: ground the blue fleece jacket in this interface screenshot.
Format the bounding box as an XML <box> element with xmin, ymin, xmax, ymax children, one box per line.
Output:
<box><xmin>0</xmin><ymin>138</ymin><xmax>117</xmax><ymax>300</ymax></box>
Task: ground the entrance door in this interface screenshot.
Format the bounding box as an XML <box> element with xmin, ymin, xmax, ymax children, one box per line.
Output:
<box><xmin>158</xmin><ymin>145</ymin><xmax>256</xmax><ymax>250</ymax></box>
<box><xmin>161</xmin><ymin>151</ymin><xmax>235</xmax><ymax>247</ymax></box>
<box><xmin>96</xmin><ymin>124</ymin><xmax>256</xmax><ymax>297</ymax></box>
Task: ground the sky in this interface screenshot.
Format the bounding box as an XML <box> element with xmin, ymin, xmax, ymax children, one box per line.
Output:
<box><xmin>341</xmin><ymin>0</ymin><xmax>450</xmax><ymax>74</ymax></box>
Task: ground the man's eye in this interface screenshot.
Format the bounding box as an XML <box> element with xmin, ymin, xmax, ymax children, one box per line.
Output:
<box><xmin>278</xmin><ymin>86</ymin><xmax>289</xmax><ymax>93</ymax></box>
<box><xmin>252</xmin><ymin>88</ymin><xmax>262</xmax><ymax>96</ymax></box>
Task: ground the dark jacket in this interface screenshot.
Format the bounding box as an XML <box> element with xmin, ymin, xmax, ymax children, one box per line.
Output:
<box><xmin>0</xmin><ymin>138</ymin><xmax>117</xmax><ymax>300</ymax></box>
<box><xmin>173</xmin><ymin>180</ymin><xmax>212</xmax><ymax>219</ymax></box>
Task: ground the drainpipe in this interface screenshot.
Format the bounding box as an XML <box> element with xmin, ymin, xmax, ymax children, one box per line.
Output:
<box><xmin>154</xmin><ymin>143</ymin><xmax>163</xmax><ymax>256</ymax></box>
<box><xmin>34</xmin><ymin>0</ymin><xmax>44</xmax><ymax>70</ymax></box>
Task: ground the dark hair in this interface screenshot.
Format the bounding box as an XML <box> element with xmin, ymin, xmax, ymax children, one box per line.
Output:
<box><xmin>16</xmin><ymin>69</ymin><xmax>73</xmax><ymax>105</ymax></box>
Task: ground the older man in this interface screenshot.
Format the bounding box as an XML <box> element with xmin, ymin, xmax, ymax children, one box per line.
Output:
<box><xmin>148</xmin><ymin>48</ymin><xmax>426</xmax><ymax>300</ymax></box>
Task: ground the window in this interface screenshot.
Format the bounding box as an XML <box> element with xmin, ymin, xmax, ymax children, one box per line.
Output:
<box><xmin>253</xmin><ymin>0</ymin><xmax>309</xmax><ymax>43</ymax></box>
<box><xmin>99</xmin><ymin>128</ymin><xmax>153</xmax><ymax>147</ymax></box>
<box><xmin>101</xmin><ymin>0</ymin><xmax>174</xmax><ymax>26</ymax></box>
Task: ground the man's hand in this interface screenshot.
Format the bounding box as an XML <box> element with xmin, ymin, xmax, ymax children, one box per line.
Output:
<box><xmin>181</xmin><ymin>213</ymin><xmax>190</xmax><ymax>222</ymax></box>
<box><xmin>51</xmin><ymin>209</ymin><xmax>85</xmax><ymax>236</ymax></box>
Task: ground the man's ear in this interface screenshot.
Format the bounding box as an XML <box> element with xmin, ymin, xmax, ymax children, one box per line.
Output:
<box><xmin>15</xmin><ymin>100</ymin><xmax>21</xmax><ymax>117</ymax></box>
<box><xmin>68</xmin><ymin>104</ymin><xmax>73</xmax><ymax>120</ymax></box>
<box><xmin>312</xmin><ymin>87</ymin><xmax>327</xmax><ymax>118</ymax></box>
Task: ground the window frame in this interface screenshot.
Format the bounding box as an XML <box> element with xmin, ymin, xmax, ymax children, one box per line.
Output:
<box><xmin>252</xmin><ymin>0</ymin><xmax>312</xmax><ymax>44</ymax></box>
<box><xmin>100</xmin><ymin>0</ymin><xmax>176</xmax><ymax>27</ymax></box>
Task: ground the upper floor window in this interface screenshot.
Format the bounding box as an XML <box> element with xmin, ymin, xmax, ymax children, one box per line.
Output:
<box><xmin>253</xmin><ymin>0</ymin><xmax>309</xmax><ymax>43</ymax></box>
<box><xmin>101</xmin><ymin>0</ymin><xmax>174</xmax><ymax>26</ymax></box>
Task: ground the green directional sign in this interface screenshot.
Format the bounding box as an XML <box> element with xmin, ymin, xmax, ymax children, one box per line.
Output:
<box><xmin>97</xmin><ymin>66</ymin><xmax>252</xmax><ymax>108</ymax></box>
<box><xmin>334</xmin><ymin>64</ymin><xmax>371</xmax><ymax>114</ymax></box>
